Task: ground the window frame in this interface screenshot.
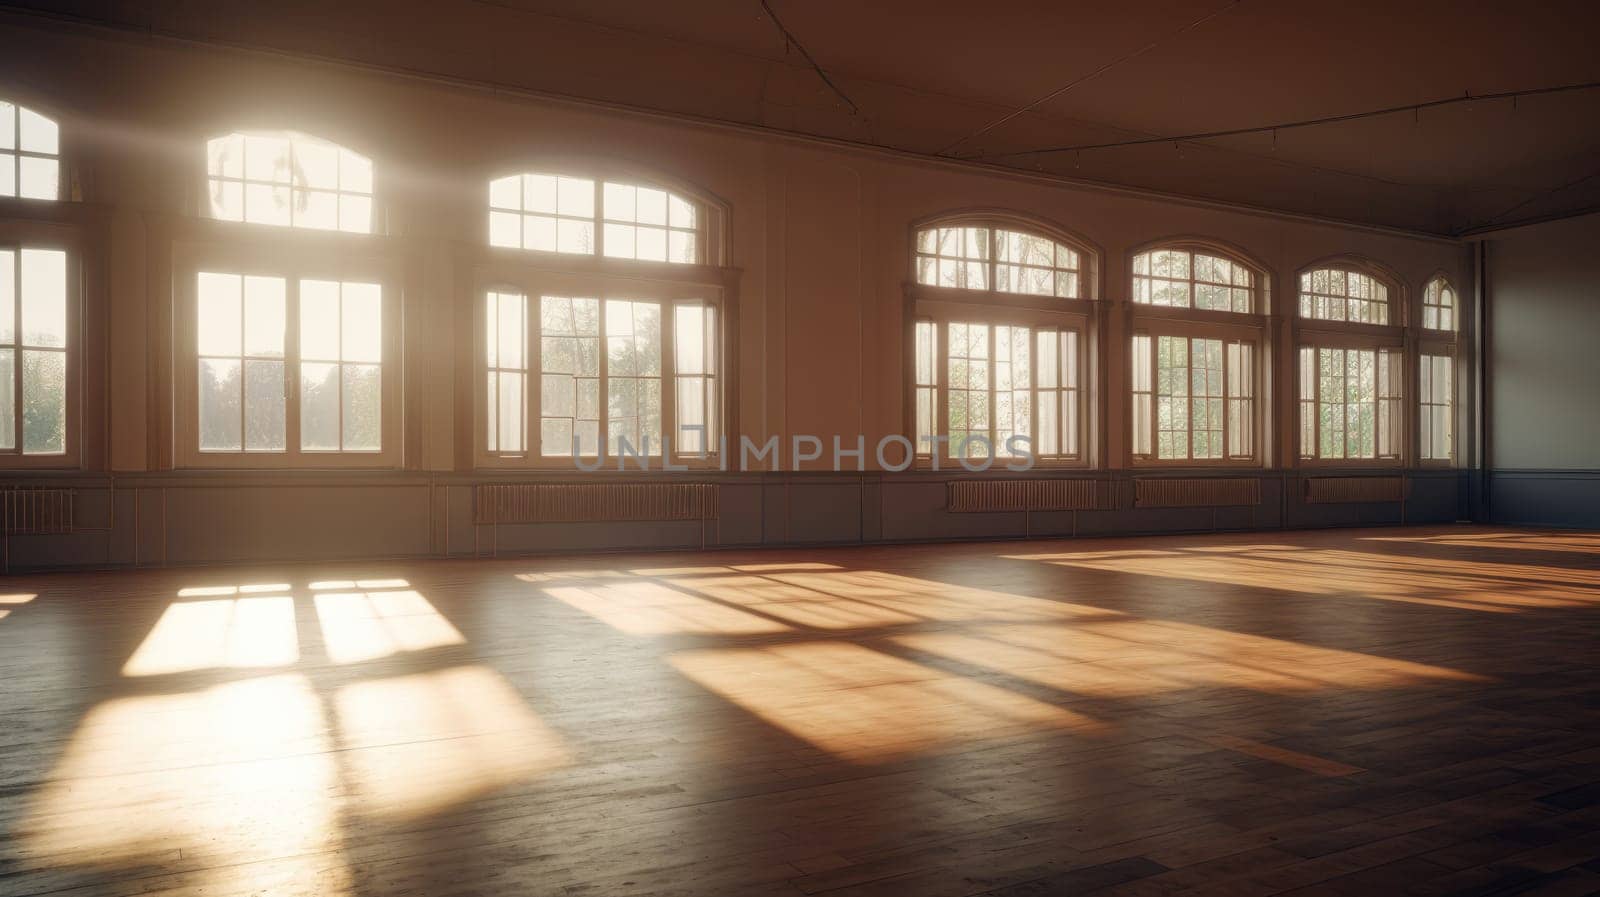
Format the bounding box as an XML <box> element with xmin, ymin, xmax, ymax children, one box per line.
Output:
<box><xmin>197</xmin><ymin>128</ymin><xmax>380</xmax><ymax>235</ymax></box>
<box><xmin>1417</xmin><ymin>274</ymin><xmax>1459</xmax><ymax>467</ymax></box>
<box><xmin>1128</xmin><ymin>319</ymin><xmax>1263</xmax><ymax>468</ymax></box>
<box><xmin>0</xmin><ymin>221</ymin><xmax>82</xmax><ymax>468</ymax></box>
<box><xmin>485</xmin><ymin>164</ymin><xmax>726</xmax><ymax>269</ymax></box>
<box><xmin>1293</xmin><ymin>328</ymin><xmax>1407</xmax><ymax>467</ymax></box>
<box><xmin>904</xmin><ymin>213</ymin><xmax>1100</xmax><ymax>470</ymax></box>
<box><xmin>471</xmin><ymin>264</ymin><xmax>727</xmax><ymax>470</ymax></box>
<box><xmin>1</xmin><ymin>97</ymin><xmax>64</xmax><ymax>203</ymax></box>
<box><xmin>172</xmin><ymin>237</ymin><xmax>403</xmax><ymax>469</ymax></box>
<box><xmin>1126</xmin><ymin>241</ymin><xmax>1269</xmax><ymax>468</ymax></box>
<box><xmin>1291</xmin><ymin>258</ymin><xmax>1407</xmax><ymax>467</ymax></box>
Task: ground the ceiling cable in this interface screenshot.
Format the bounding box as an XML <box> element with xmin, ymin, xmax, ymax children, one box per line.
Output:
<box><xmin>758</xmin><ymin>0</ymin><xmax>859</xmax><ymax>115</ymax></box>
<box><xmin>974</xmin><ymin>79</ymin><xmax>1600</xmax><ymax>162</ymax></box>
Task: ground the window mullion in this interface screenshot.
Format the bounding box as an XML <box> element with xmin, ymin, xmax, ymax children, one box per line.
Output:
<box><xmin>936</xmin><ymin>321</ymin><xmax>948</xmax><ymax>460</ymax></box>
<box><xmin>596</xmin><ymin>296</ymin><xmax>610</xmax><ymax>461</ymax></box>
<box><xmin>286</xmin><ymin>278</ymin><xmax>302</xmax><ymax>460</ymax></box>
<box><xmin>524</xmin><ymin>292</ymin><xmax>537</xmax><ymax>459</ymax></box>
<box><xmin>661</xmin><ymin>300</ymin><xmax>677</xmax><ymax>459</ymax></box>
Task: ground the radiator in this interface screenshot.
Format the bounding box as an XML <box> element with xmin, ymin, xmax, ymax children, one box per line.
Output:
<box><xmin>474</xmin><ymin>483</ymin><xmax>719</xmax><ymax>524</ymax></box>
<box><xmin>947</xmin><ymin>479</ymin><xmax>1109</xmax><ymax>513</ymax></box>
<box><xmin>1304</xmin><ymin>476</ymin><xmax>1408</xmax><ymax>504</ymax></box>
<box><xmin>1135</xmin><ymin>477</ymin><xmax>1260</xmax><ymax>508</ymax></box>
<box><xmin>2</xmin><ymin>488</ymin><xmax>76</xmax><ymax>534</ymax></box>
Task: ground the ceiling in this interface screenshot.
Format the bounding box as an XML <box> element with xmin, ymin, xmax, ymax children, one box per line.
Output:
<box><xmin>9</xmin><ymin>0</ymin><xmax>1600</xmax><ymax>234</ymax></box>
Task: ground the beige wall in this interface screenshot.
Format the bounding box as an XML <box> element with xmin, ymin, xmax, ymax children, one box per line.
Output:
<box><xmin>0</xmin><ymin>17</ymin><xmax>1472</xmax><ymax>478</ymax></box>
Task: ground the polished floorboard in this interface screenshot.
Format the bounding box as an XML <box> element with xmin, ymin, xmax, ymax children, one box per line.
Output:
<box><xmin>3</xmin><ymin>525</ymin><xmax>1600</xmax><ymax>897</ymax></box>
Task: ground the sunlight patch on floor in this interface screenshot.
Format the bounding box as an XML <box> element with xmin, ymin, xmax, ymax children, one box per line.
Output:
<box><xmin>16</xmin><ymin>673</ymin><xmax>348</xmax><ymax>894</ymax></box>
<box><xmin>335</xmin><ymin>664</ymin><xmax>571</xmax><ymax>819</ymax></box>
<box><xmin>123</xmin><ymin>595</ymin><xmax>299</xmax><ymax>676</ymax></box>
<box><xmin>670</xmin><ymin>642</ymin><xmax>1106</xmax><ymax>763</ymax></box>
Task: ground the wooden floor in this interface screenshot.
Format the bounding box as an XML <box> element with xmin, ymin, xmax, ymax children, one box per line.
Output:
<box><xmin>3</xmin><ymin>526</ymin><xmax>1600</xmax><ymax>897</ymax></box>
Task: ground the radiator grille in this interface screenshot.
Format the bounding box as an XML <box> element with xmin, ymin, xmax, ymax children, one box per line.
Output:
<box><xmin>475</xmin><ymin>483</ymin><xmax>719</xmax><ymax>524</ymax></box>
<box><xmin>1135</xmin><ymin>478</ymin><xmax>1261</xmax><ymax>508</ymax></box>
<box><xmin>3</xmin><ymin>488</ymin><xmax>76</xmax><ymax>534</ymax></box>
<box><xmin>947</xmin><ymin>479</ymin><xmax>1109</xmax><ymax>513</ymax></box>
<box><xmin>1304</xmin><ymin>476</ymin><xmax>1408</xmax><ymax>504</ymax></box>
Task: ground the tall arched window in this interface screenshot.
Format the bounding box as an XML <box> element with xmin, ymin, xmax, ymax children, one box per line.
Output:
<box><xmin>1</xmin><ymin>99</ymin><xmax>60</xmax><ymax>201</ymax></box>
<box><xmin>907</xmin><ymin>216</ymin><xmax>1096</xmax><ymax>466</ymax></box>
<box><xmin>1294</xmin><ymin>260</ymin><xmax>1403</xmax><ymax>463</ymax></box>
<box><xmin>1419</xmin><ymin>275</ymin><xmax>1457</xmax><ymax>463</ymax></box>
<box><xmin>479</xmin><ymin>169</ymin><xmax>724</xmax><ymax>466</ymax></box>
<box><xmin>205</xmin><ymin>131</ymin><xmax>374</xmax><ymax>233</ymax></box>
<box><xmin>179</xmin><ymin>132</ymin><xmax>394</xmax><ymax>468</ymax></box>
<box><xmin>1421</xmin><ymin>277</ymin><xmax>1456</xmax><ymax>332</ymax></box>
<box><xmin>1129</xmin><ymin>242</ymin><xmax>1264</xmax><ymax>464</ymax></box>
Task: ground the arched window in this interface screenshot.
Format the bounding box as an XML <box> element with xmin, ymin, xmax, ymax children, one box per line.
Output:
<box><xmin>479</xmin><ymin>170</ymin><xmax>724</xmax><ymax>467</ymax></box>
<box><xmin>1419</xmin><ymin>276</ymin><xmax>1458</xmax><ymax>463</ymax></box>
<box><xmin>1422</xmin><ymin>276</ymin><xmax>1456</xmax><ymax>331</ymax></box>
<box><xmin>1298</xmin><ymin>266</ymin><xmax>1389</xmax><ymax>324</ymax></box>
<box><xmin>1294</xmin><ymin>260</ymin><xmax>1403</xmax><ymax>463</ymax></box>
<box><xmin>205</xmin><ymin>131</ymin><xmax>374</xmax><ymax>233</ymax></box>
<box><xmin>915</xmin><ymin>224</ymin><xmax>1083</xmax><ymax>298</ymax></box>
<box><xmin>488</xmin><ymin>173</ymin><xmax>702</xmax><ymax>264</ymax></box>
<box><xmin>1</xmin><ymin>100</ymin><xmax>60</xmax><ymax>201</ymax></box>
<box><xmin>1129</xmin><ymin>242</ymin><xmax>1265</xmax><ymax>464</ymax></box>
<box><xmin>1133</xmin><ymin>247</ymin><xmax>1255</xmax><ymax>313</ymax></box>
<box><xmin>907</xmin><ymin>217</ymin><xmax>1095</xmax><ymax>466</ymax></box>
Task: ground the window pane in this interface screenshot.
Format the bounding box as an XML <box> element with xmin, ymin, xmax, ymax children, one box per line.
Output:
<box><xmin>19</xmin><ymin>157</ymin><xmax>58</xmax><ymax>200</ymax></box>
<box><xmin>21</xmin><ymin>249</ymin><xmax>66</xmax><ymax>349</ymax></box>
<box><xmin>199</xmin><ymin>357</ymin><xmax>242</xmax><ymax>452</ymax></box>
<box><xmin>340</xmin><ymin>149</ymin><xmax>373</xmax><ymax>194</ymax></box>
<box><xmin>603</xmin><ymin>222</ymin><xmax>636</xmax><ymax>259</ymax></box>
<box><xmin>0</xmin><ymin>349</ymin><xmax>13</xmax><ymax>450</ymax></box>
<box><xmin>485</xmin><ymin>369</ymin><xmax>498</xmax><ymax>450</ymax></box>
<box><xmin>244</xmin><ymin>359</ymin><xmax>286</xmax><ymax>451</ymax></box>
<box><xmin>340</xmin><ymin>282</ymin><xmax>382</xmax><ymax>363</ymax></box>
<box><xmin>557</xmin><ymin>176</ymin><xmax>594</xmax><ymax>218</ymax></box>
<box><xmin>197</xmin><ymin>272</ymin><xmax>241</xmax><ymax>357</ymax></box>
<box><xmin>243</xmin><ymin>276</ymin><xmax>286</xmax><ymax>358</ymax></box>
<box><xmin>0</xmin><ymin>102</ymin><xmax>13</xmax><ymax>150</ymax></box>
<box><xmin>300</xmin><ymin>362</ymin><xmax>340</xmax><ymax>451</ymax></box>
<box><xmin>489</xmin><ymin>210</ymin><xmax>521</xmax><ymax>248</ymax></box>
<box><xmin>669</xmin><ymin>231</ymin><xmax>697</xmax><ymax>264</ymax></box>
<box><xmin>1</xmin><ymin>249</ymin><xmax>14</xmax><ymax>344</ymax></box>
<box><xmin>675</xmin><ymin>304</ymin><xmax>707</xmax><ymax>375</ymax></box>
<box><xmin>296</xmin><ymin>139</ymin><xmax>338</xmax><ymax>189</ymax></box>
<box><xmin>496</xmin><ymin>292</ymin><xmax>524</xmax><ymax>369</ymax></box>
<box><xmin>244</xmin><ymin>183</ymin><xmax>292</xmax><ymax>227</ymax></box>
<box><xmin>342</xmin><ymin>364</ymin><xmax>381</xmax><ymax>451</ymax></box>
<box><xmin>676</xmin><ymin>377</ymin><xmax>706</xmax><ymax>454</ymax></box>
<box><xmin>210</xmin><ymin>179</ymin><xmax>244</xmax><ymax>222</ymax></box>
<box><xmin>490</xmin><ymin>175</ymin><xmax>521</xmax><ymax>210</ymax></box>
<box><xmin>556</xmin><ymin>218</ymin><xmax>594</xmax><ymax>254</ymax></box>
<box><xmin>496</xmin><ymin>370</ymin><xmax>524</xmax><ymax>453</ymax></box>
<box><xmin>524</xmin><ymin>175</ymin><xmax>558</xmax><ymax>213</ymax></box>
<box><xmin>18</xmin><ymin>108</ymin><xmax>58</xmax><ymax>155</ymax></box>
<box><xmin>296</xmin><ymin>189</ymin><xmax>339</xmax><ymax>230</ymax></box>
<box><xmin>300</xmin><ymin>280</ymin><xmax>340</xmax><ymax>361</ymax></box>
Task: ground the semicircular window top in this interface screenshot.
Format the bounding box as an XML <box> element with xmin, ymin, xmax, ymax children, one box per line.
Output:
<box><xmin>206</xmin><ymin>131</ymin><xmax>374</xmax><ymax>233</ymax></box>
<box><xmin>488</xmin><ymin>173</ymin><xmax>701</xmax><ymax>265</ymax></box>
<box><xmin>1</xmin><ymin>100</ymin><xmax>61</xmax><ymax>201</ymax></box>
<box><xmin>1133</xmin><ymin>246</ymin><xmax>1256</xmax><ymax>313</ymax></box>
<box><xmin>1299</xmin><ymin>267</ymin><xmax>1390</xmax><ymax>325</ymax></box>
<box><xmin>914</xmin><ymin>224</ymin><xmax>1084</xmax><ymax>298</ymax></box>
